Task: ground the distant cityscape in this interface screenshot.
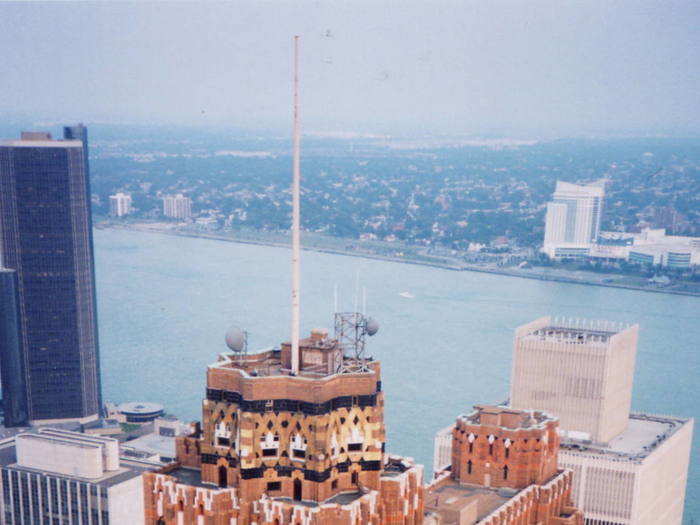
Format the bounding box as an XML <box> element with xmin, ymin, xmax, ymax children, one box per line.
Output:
<box><xmin>86</xmin><ymin>129</ymin><xmax>700</xmax><ymax>296</ymax></box>
<box><xmin>88</xmin><ymin>133</ymin><xmax>700</xmax><ymax>252</ymax></box>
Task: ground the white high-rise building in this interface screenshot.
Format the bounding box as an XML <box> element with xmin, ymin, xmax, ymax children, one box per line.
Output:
<box><xmin>109</xmin><ymin>192</ymin><xmax>132</xmax><ymax>217</ymax></box>
<box><xmin>510</xmin><ymin>316</ymin><xmax>638</xmax><ymax>444</ymax></box>
<box><xmin>543</xmin><ymin>180</ymin><xmax>605</xmax><ymax>259</ymax></box>
<box><xmin>162</xmin><ymin>194</ymin><xmax>192</xmax><ymax>220</ymax></box>
<box><xmin>509</xmin><ymin>316</ymin><xmax>694</xmax><ymax>525</ymax></box>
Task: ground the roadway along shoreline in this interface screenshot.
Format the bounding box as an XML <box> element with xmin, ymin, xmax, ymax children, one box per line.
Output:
<box><xmin>95</xmin><ymin>223</ymin><xmax>700</xmax><ymax>298</ymax></box>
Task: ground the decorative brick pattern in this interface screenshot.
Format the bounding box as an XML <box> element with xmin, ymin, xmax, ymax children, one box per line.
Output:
<box><xmin>144</xmin><ymin>331</ymin><xmax>423</xmax><ymax>524</ymax></box>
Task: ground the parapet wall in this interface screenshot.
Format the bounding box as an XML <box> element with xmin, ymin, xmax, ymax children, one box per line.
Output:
<box><xmin>207</xmin><ymin>361</ymin><xmax>381</xmax><ymax>404</ymax></box>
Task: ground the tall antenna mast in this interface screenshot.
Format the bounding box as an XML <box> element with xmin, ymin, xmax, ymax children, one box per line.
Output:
<box><xmin>291</xmin><ymin>35</ymin><xmax>301</xmax><ymax>375</ymax></box>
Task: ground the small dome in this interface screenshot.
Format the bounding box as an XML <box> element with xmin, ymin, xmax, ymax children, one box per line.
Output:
<box><xmin>225</xmin><ymin>326</ymin><xmax>246</xmax><ymax>352</ymax></box>
<box><xmin>365</xmin><ymin>317</ymin><xmax>379</xmax><ymax>336</ymax></box>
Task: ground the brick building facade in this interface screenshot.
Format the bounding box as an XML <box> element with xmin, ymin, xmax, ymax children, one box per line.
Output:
<box><xmin>426</xmin><ymin>405</ymin><xmax>583</xmax><ymax>524</ymax></box>
<box><xmin>451</xmin><ymin>406</ymin><xmax>559</xmax><ymax>489</ymax></box>
<box><xmin>144</xmin><ymin>326</ymin><xmax>425</xmax><ymax>524</ymax></box>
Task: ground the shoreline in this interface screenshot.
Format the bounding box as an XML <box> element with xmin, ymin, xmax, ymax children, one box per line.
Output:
<box><xmin>95</xmin><ymin>223</ymin><xmax>700</xmax><ymax>298</ymax></box>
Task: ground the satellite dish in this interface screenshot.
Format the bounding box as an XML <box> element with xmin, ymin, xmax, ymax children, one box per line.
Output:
<box><xmin>365</xmin><ymin>317</ymin><xmax>379</xmax><ymax>336</ymax></box>
<box><xmin>225</xmin><ymin>326</ymin><xmax>247</xmax><ymax>353</ymax></box>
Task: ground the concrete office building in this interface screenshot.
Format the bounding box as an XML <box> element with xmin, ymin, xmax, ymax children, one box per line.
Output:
<box><xmin>558</xmin><ymin>414</ymin><xmax>693</xmax><ymax>525</ymax></box>
<box><xmin>627</xmin><ymin>245</ymin><xmax>700</xmax><ymax>269</ymax></box>
<box><xmin>510</xmin><ymin>317</ymin><xmax>638</xmax><ymax>444</ymax></box>
<box><xmin>604</xmin><ymin>227</ymin><xmax>700</xmax><ymax>268</ymax></box>
<box><xmin>0</xmin><ymin>127</ymin><xmax>102</xmax><ymax>426</ymax></box>
<box><xmin>510</xmin><ymin>317</ymin><xmax>693</xmax><ymax>524</ymax></box>
<box><xmin>559</xmin><ymin>225</ymin><xmax>700</xmax><ymax>267</ymax></box>
<box><xmin>162</xmin><ymin>194</ymin><xmax>192</xmax><ymax>220</ymax></box>
<box><xmin>108</xmin><ymin>193</ymin><xmax>132</xmax><ymax>217</ymax></box>
<box><xmin>543</xmin><ymin>181</ymin><xmax>605</xmax><ymax>259</ymax></box>
<box><xmin>0</xmin><ymin>428</ymin><xmax>151</xmax><ymax>524</ymax></box>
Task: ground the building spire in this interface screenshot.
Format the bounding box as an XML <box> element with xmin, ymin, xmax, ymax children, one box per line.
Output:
<box><xmin>291</xmin><ymin>35</ymin><xmax>301</xmax><ymax>375</ymax></box>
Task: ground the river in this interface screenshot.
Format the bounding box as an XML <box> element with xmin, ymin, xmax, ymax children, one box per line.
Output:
<box><xmin>94</xmin><ymin>228</ymin><xmax>698</xmax><ymax>522</ymax></box>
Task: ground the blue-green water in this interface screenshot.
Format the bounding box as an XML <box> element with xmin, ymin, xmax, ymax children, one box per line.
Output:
<box><xmin>94</xmin><ymin>229</ymin><xmax>698</xmax><ymax>522</ymax></box>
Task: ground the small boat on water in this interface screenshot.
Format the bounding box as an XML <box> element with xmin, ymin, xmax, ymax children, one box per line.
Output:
<box><xmin>399</xmin><ymin>291</ymin><xmax>415</xmax><ymax>299</ymax></box>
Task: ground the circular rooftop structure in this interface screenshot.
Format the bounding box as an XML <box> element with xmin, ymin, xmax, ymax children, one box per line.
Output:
<box><xmin>118</xmin><ymin>401</ymin><xmax>164</xmax><ymax>423</ymax></box>
<box><xmin>365</xmin><ymin>317</ymin><xmax>380</xmax><ymax>336</ymax></box>
<box><xmin>225</xmin><ymin>325</ymin><xmax>247</xmax><ymax>352</ymax></box>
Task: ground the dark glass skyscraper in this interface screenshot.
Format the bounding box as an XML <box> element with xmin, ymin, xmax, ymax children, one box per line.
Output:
<box><xmin>0</xmin><ymin>268</ymin><xmax>28</xmax><ymax>426</ymax></box>
<box><xmin>0</xmin><ymin>126</ymin><xmax>101</xmax><ymax>425</ymax></box>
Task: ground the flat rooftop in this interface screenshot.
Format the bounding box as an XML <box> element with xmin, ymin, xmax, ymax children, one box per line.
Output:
<box><xmin>212</xmin><ymin>349</ymin><xmax>305</xmax><ymax>378</ymax></box>
<box><xmin>271</xmin><ymin>497</ymin><xmax>319</xmax><ymax>508</ymax></box>
<box><xmin>18</xmin><ymin>433</ymin><xmax>104</xmax><ymax>451</ymax></box>
<box><xmin>167</xmin><ymin>466</ymin><xmax>217</xmax><ymax>489</ymax></box>
<box><xmin>560</xmin><ymin>413</ymin><xmax>690</xmax><ymax>462</ymax></box>
<box><xmin>0</xmin><ymin>442</ymin><xmax>150</xmax><ymax>488</ymax></box>
<box><xmin>0</xmin><ymin>140</ymin><xmax>82</xmax><ymax>148</ymax></box>
<box><xmin>525</xmin><ymin>326</ymin><xmax>618</xmax><ymax>344</ymax></box>
<box><xmin>273</xmin><ymin>491</ymin><xmax>365</xmax><ymax>508</ymax></box>
<box><xmin>124</xmin><ymin>432</ymin><xmax>176</xmax><ymax>458</ymax></box>
<box><xmin>210</xmin><ymin>326</ymin><xmax>381</xmax><ymax>380</ymax></box>
<box><xmin>631</xmin><ymin>244</ymin><xmax>696</xmax><ymax>255</ymax></box>
<box><xmin>211</xmin><ymin>349</ymin><xmax>376</xmax><ymax>379</ymax></box>
<box><xmin>459</xmin><ymin>405</ymin><xmax>554</xmax><ymax>430</ymax></box>
<box><xmin>163</xmin><ymin>467</ymin><xmax>213</xmax><ymax>489</ymax></box>
<box><xmin>519</xmin><ymin>317</ymin><xmax>635</xmax><ymax>347</ymax></box>
<box><xmin>425</xmin><ymin>482</ymin><xmax>516</xmax><ymax>523</ymax></box>
<box><xmin>118</xmin><ymin>401</ymin><xmax>164</xmax><ymax>415</ymax></box>
<box><xmin>326</xmin><ymin>490</ymin><xmax>364</xmax><ymax>505</ymax></box>
<box><xmin>0</xmin><ymin>421</ymin><xmax>82</xmax><ymax>441</ymax></box>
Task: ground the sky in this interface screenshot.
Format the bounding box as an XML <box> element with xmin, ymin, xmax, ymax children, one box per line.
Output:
<box><xmin>0</xmin><ymin>1</ymin><xmax>698</xmax><ymax>137</ymax></box>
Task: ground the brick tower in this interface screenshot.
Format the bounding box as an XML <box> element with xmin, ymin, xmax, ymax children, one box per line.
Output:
<box><xmin>451</xmin><ymin>405</ymin><xmax>559</xmax><ymax>489</ymax></box>
<box><xmin>144</xmin><ymin>322</ymin><xmax>424</xmax><ymax>524</ymax></box>
<box><xmin>426</xmin><ymin>405</ymin><xmax>583</xmax><ymax>524</ymax></box>
<box><xmin>196</xmin><ymin>327</ymin><xmax>386</xmax><ymax>502</ymax></box>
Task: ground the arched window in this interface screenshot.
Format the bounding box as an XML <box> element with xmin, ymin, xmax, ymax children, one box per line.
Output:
<box><xmin>293</xmin><ymin>478</ymin><xmax>302</xmax><ymax>501</ymax></box>
<box><xmin>503</xmin><ymin>465</ymin><xmax>509</xmax><ymax>480</ymax></box>
<box><xmin>467</xmin><ymin>460</ymin><xmax>472</xmax><ymax>475</ymax></box>
<box><xmin>218</xmin><ymin>465</ymin><xmax>227</xmax><ymax>487</ymax></box>
<box><xmin>487</xmin><ymin>434</ymin><xmax>496</xmax><ymax>456</ymax></box>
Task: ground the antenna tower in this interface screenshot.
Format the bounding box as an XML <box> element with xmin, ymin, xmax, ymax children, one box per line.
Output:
<box><xmin>291</xmin><ymin>36</ymin><xmax>301</xmax><ymax>375</ymax></box>
<box><xmin>334</xmin><ymin>312</ymin><xmax>379</xmax><ymax>373</ymax></box>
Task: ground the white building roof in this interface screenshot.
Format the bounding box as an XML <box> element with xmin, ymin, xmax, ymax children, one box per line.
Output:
<box><xmin>0</xmin><ymin>140</ymin><xmax>82</xmax><ymax>148</ymax></box>
<box><xmin>560</xmin><ymin>413</ymin><xmax>690</xmax><ymax>462</ymax></box>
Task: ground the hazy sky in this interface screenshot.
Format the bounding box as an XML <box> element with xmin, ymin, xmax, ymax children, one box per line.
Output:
<box><xmin>1</xmin><ymin>1</ymin><xmax>698</xmax><ymax>136</ymax></box>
